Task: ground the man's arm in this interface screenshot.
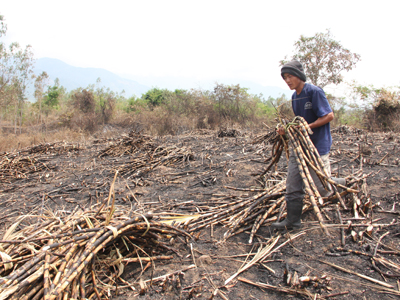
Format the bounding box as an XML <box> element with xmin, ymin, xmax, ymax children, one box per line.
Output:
<box><xmin>308</xmin><ymin>112</ymin><xmax>334</xmax><ymax>129</ymax></box>
<box><xmin>276</xmin><ymin>111</ymin><xmax>334</xmax><ymax>136</ymax></box>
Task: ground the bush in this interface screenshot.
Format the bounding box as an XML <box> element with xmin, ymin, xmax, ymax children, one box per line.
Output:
<box><xmin>70</xmin><ymin>89</ymin><xmax>98</xmax><ymax>132</ymax></box>
<box><xmin>72</xmin><ymin>89</ymin><xmax>95</xmax><ymax>114</ymax></box>
<box><xmin>348</xmin><ymin>83</ymin><xmax>400</xmax><ymax>131</ymax></box>
<box><xmin>367</xmin><ymin>92</ymin><xmax>400</xmax><ymax>131</ymax></box>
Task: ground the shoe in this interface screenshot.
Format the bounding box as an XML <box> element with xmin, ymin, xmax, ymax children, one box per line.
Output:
<box><xmin>271</xmin><ymin>199</ymin><xmax>303</xmax><ymax>230</ymax></box>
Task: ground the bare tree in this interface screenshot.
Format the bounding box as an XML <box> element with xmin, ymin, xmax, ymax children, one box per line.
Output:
<box><xmin>281</xmin><ymin>29</ymin><xmax>361</xmax><ymax>88</ymax></box>
<box><xmin>34</xmin><ymin>71</ymin><xmax>49</xmax><ymax>124</ymax></box>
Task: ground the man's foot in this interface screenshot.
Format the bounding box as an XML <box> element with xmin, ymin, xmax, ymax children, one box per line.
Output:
<box><xmin>271</xmin><ymin>218</ymin><xmax>302</xmax><ymax>230</ymax></box>
<box><xmin>271</xmin><ymin>199</ymin><xmax>303</xmax><ymax>230</ymax></box>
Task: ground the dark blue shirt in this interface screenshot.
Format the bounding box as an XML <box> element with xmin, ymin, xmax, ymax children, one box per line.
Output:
<box><xmin>291</xmin><ymin>83</ymin><xmax>333</xmax><ymax>155</ymax></box>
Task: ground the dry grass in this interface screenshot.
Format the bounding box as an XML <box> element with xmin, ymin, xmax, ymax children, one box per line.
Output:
<box><xmin>0</xmin><ymin>128</ymin><xmax>88</xmax><ymax>153</ymax></box>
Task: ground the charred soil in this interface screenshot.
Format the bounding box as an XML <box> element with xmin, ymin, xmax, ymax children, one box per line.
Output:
<box><xmin>1</xmin><ymin>126</ymin><xmax>400</xmax><ymax>299</ymax></box>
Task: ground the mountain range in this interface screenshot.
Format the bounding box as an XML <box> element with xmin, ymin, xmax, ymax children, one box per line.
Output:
<box><xmin>31</xmin><ymin>57</ymin><xmax>292</xmax><ymax>100</ymax></box>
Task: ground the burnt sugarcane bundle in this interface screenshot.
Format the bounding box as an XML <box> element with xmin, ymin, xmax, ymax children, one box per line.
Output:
<box><xmin>1</xmin><ymin>142</ymin><xmax>81</xmax><ymax>157</ymax></box>
<box><xmin>97</xmin><ymin>130</ymin><xmax>155</xmax><ymax>157</ymax></box>
<box><xmin>114</xmin><ymin>145</ymin><xmax>194</xmax><ymax>178</ymax></box>
<box><xmin>181</xmin><ymin>180</ymin><xmax>288</xmax><ymax>242</ymax></box>
<box><xmin>0</xmin><ymin>154</ymin><xmax>54</xmax><ymax>183</ymax></box>
<box><xmin>0</xmin><ymin>203</ymin><xmax>190</xmax><ymax>300</ymax></box>
<box><xmin>253</xmin><ymin>128</ymin><xmax>288</xmax><ymax>178</ymax></box>
<box><xmin>24</xmin><ymin>142</ymin><xmax>81</xmax><ymax>155</ymax></box>
<box><xmin>281</xmin><ymin>116</ymin><xmax>361</xmax><ymax>235</ymax></box>
<box><xmin>96</xmin><ymin>130</ymin><xmax>193</xmax><ymax>178</ymax></box>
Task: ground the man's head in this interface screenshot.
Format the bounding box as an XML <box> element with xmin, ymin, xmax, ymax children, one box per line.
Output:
<box><xmin>281</xmin><ymin>60</ymin><xmax>306</xmax><ymax>82</ymax></box>
<box><xmin>281</xmin><ymin>60</ymin><xmax>306</xmax><ymax>91</ymax></box>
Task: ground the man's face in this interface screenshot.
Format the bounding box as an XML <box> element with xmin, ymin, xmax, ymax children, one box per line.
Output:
<box><xmin>283</xmin><ymin>73</ymin><xmax>302</xmax><ymax>90</ymax></box>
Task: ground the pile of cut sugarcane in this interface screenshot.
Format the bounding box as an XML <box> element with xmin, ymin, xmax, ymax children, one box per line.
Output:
<box><xmin>0</xmin><ymin>154</ymin><xmax>55</xmax><ymax>182</ymax></box>
<box><xmin>180</xmin><ymin>116</ymin><xmax>364</xmax><ymax>241</ymax></box>
<box><xmin>24</xmin><ymin>142</ymin><xmax>81</xmax><ymax>155</ymax></box>
<box><xmin>0</xmin><ymin>141</ymin><xmax>80</xmax><ymax>183</ymax></box>
<box><xmin>96</xmin><ymin>131</ymin><xmax>194</xmax><ymax>180</ymax></box>
<box><xmin>97</xmin><ymin>130</ymin><xmax>154</xmax><ymax>157</ymax></box>
<box><xmin>0</xmin><ymin>199</ymin><xmax>190</xmax><ymax>299</ymax></box>
<box><xmin>111</xmin><ymin>145</ymin><xmax>193</xmax><ymax>179</ymax></box>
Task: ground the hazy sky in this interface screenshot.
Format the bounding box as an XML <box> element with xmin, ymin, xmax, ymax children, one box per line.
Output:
<box><xmin>1</xmin><ymin>0</ymin><xmax>399</xmax><ymax>95</ymax></box>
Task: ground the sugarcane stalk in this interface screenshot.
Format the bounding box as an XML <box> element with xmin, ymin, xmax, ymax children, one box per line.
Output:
<box><xmin>260</xmin><ymin>139</ymin><xmax>283</xmax><ymax>176</ymax></box>
<box><xmin>9</xmin><ymin>283</ymin><xmax>30</xmax><ymax>300</ymax></box>
<box><xmin>20</xmin><ymin>281</ymin><xmax>43</xmax><ymax>300</ymax></box>
<box><xmin>43</xmin><ymin>245</ymin><xmax>52</xmax><ymax>300</ymax></box>
<box><xmin>187</xmin><ymin>196</ymin><xmax>262</xmax><ymax>231</ymax></box>
<box><xmin>70</xmin><ymin>276</ymin><xmax>79</xmax><ymax>299</ymax></box>
<box><xmin>248</xmin><ymin>196</ymin><xmax>285</xmax><ymax>244</ymax></box>
<box><xmin>30</xmin><ymin>287</ymin><xmax>44</xmax><ymax>300</ymax></box>
<box><xmin>51</xmin><ymin>243</ymin><xmax>79</xmax><ymax>290</ymax></box>
<box><xmin>290</xmin><ymin>137</ymin><xmax>349</xmax><ymax>208</ymax></box>
<box><xmin>90</xmin><ymin>269</ymin><xmax>102</xmax><ymax>300</ymax></box>
<box><xmin>223</xmin><ymin>192</ymin><xmax>285</xmax><ymax>240</ymax></box>
<box><xmin>51</xmin><ymin>232</ymin><xmax>116</xmax><ymax>299</ymax></box>
<box><xmin>51</xmin><ymin>218</ymin><xmax>183</xmax><ymax>299</ymax></box>
<box><xmin>0</xmin><ymin>252</ymin><xmax>46</xmax><ymax>286</ymax></box>
<box><xmin>287</xmin><ymin>127</ymin><xmax>330</xmax><ymax>236</ymax></box>
<box><xmin>292</xmin><ymin>126</ymin><xmax>330</xmax><ymax>191</ymax></box>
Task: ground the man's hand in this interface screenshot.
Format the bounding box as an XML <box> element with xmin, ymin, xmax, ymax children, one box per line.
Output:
<box><xmin>276</xmin><ymin>125</ymin><xmax>285</xmax><ymax>136</ymax></box>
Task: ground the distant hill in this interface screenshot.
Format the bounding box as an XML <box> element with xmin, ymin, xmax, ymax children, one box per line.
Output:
<box><xmin>32</xmin><ymin>58</ymin><xmax>149</xmax><ymax>98</ymax></box>
<box><xmin>30</xmin><ymin>57</ymin><xmax>292</xmax><ymax>101</ymax></box>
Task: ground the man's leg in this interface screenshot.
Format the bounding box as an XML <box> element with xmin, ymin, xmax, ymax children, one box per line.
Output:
<box><xmin>310</xmin><ymin>154</ymin><xmax>347</xmax><ymax>198</ymax></box>
<box><xmin>272</xmin><ymin>151</ymin><xmax>304</xmax><ymax>230</ymax></box>
<box><xmin>310</xmin><ymin>153</ymin><xmax>332</xmax><ymax>197</ymax></box>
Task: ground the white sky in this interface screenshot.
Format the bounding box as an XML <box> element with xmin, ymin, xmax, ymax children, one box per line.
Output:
<box><xmin>1</xmin><ymin>0</ymin><xmax>399</xmax><ymax>95</ymax></box>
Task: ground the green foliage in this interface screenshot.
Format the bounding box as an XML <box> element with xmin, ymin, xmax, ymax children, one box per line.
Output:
<box><xmin>255</xmin><ymin>100</ymin><xmax>274</xmax><ymax>117</ymax></box>
<box><xmin>44</xmin><ymin>85</ymin><xmax>60</xmax><ymax>108</ymax></box>
<box><xmin>123</xmin><ymin>96</ymin><xmax>146</xmax><ymax>112</ymax></box>
<box><xmin>43</xmin><ymin>78</ymin><xmax>65</xmax><ymax>109</ymax></box>
<box><xmin>0</xmin><ymin>16</ymin><xmax>33</xmax><ymax>93</ymax></box>
<box><xmin>142</xmin><ymin>87</ymin><xmax>172</xmax><ymax>108</ymax></box>
<box><xmin>33</xmin><ymin>71</ymin><xmax>49</xmax><ymax>123</ymax></box>
<box><xmin>281</xmin><ymin>29</ymin><xmax>361</xmax><ymax>88</ymax></box>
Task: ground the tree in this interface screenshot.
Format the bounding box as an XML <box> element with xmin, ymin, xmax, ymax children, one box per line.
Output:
<box><xmin>43</xmin><ymin>80</ymin><xmax>61</xmax><ymax>109</ymax></box>
<box><xmin>94</xmin><ymin>79</ymin><xmax>116</xmax><ymax>124</ymax></box>
<box><xmin>142</xmin><ymin>87</ymin><xmax>171</xmax><ymax>109</ymax></box>
<box><xmin>281</xmin><ymin>29</ymin><xmax>360</xmax><ymax>88</ymax></box>
<box><xmin>0</xmin><ymin>15</ymin><xmax>35</xmax><ymax>132</ymax></box>
<box><xmin>34</xmin><ymin>71</ymin><xmax>49</xmax><ymax>123</ymax></box>
<box><xmin>212</xmin><ymin>84</ymin><xmax>255</xmax><ymax>122</ymax></box>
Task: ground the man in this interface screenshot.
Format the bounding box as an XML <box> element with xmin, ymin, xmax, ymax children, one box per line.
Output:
<box><xmin>272</xmin><ymin>60</ymin><xmax>342</xmax><ymax>230</ymax></box>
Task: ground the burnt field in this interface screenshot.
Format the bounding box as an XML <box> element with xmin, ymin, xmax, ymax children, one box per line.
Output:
<box><xmin>0</xmin><ymin>126</ymin><xmax>399</xmax><ymax>300</ymax></box>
